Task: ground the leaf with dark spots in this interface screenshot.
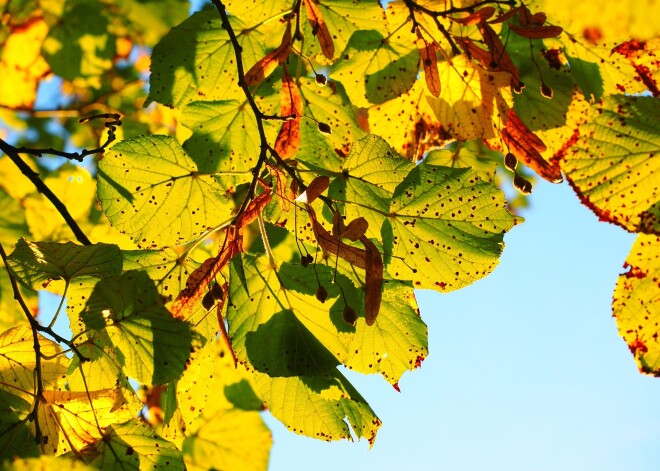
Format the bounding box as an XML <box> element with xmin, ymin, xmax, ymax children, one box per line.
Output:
<box><xmin>477</xmin><ymin>20</ymin><xmax>523</xmax><ymax>90</ymax></box>
<box><xmin>613</xmin><ymin>234</ymin><xmax>660</xmax><ymax>375</ymax></box>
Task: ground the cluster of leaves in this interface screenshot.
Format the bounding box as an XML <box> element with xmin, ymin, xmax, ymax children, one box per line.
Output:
<box><xmin>0</xmin><ymin>0</ymin><xmax>658</xmax><ymax>469</ymax></box>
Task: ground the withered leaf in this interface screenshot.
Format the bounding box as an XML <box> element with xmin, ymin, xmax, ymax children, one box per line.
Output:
<box><xmin>508</xmin><ymin>24</ymin><xmax>563</xmax><ymax>39</ymax></box>
<box><xmin>359</xmin><ymin>235</ymin><xmax>383</xmax><ymax>326</ymax></box>
<box><xmin>452</xmin><ymin>6</ymin><xmax>496</xmax><ymax>26</ymax></box>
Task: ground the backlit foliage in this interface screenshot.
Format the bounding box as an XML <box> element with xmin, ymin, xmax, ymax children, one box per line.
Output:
<box><xmin>0</xmin><ymin>0</ymin><xmax>658</xmax><ymax>469</ymax></box>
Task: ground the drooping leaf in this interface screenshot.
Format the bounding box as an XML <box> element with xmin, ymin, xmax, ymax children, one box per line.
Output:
<box><xmin>81</xmin><ymin>270</ymin><xmax>194</xmax><ymax>385</ymax></box>
<box><xmin>97</xmin><ymin>135</ymin><xmax>234</xmax><ymax>249</ymax></box>
<box><xmin>92</xmin><ymin>419</ymin><xmax>184</xmax><ymax>470</ymax></box>
<box><xmin>613</xmin><ymin>234</ymin><xmax>660</xmax><ymax>375</ymax></box>
<box><xmin>6</xmin><ymin>239</ymin><xmax>121</xmax><ymax>291</ymax></box>
<box><xmin>560</xmin><ymin>95</ymin><xmax>660</xmax><ymax>233</ymax></box>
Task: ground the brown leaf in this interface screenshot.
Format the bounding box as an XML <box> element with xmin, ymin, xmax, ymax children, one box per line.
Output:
<box><xmin>359</xmin><ymin>235</ymin><xmax>383</xmax><ymax>326</ymax></box>
<box><xmin>488</xmin><ymin>6</ymin><xmax>522</xmax><ymax>24</ymax></box>
<box><xmin>274</xmin><ymin>71</ymin><xmax>302</xmax><ymax>158</ymax></box>
<box><xmin>244</xmin><ymin>24</ymin><xmax>292</xmax><ymax>87</ymax></box>
<box><xmin>502</xmin><ymin>109</ymin><xmax>563</xmax><ymax>183</ymax></box>
<box><xmin>304</xmin><ymin>0</ymin><xmax>334</xmax><ymax>59</ymax></box>
<box><xmin>508</xmin><ymin>23</ymin><xmax>563</xmax><ymax>39</ymax></box>
<box><xmin>416</xmin><ymin>31</ymin><xmax>441</xmax><ymax>97</ymax></box>
<box><xmin>296</xmin><ymin>175</ymin><xmax>329</xmax><ymax>204</ymax></box>
<box><xmin>452</xmin><ymin>6</ymin><xmax>496</xmax><ymax>26</ymax></box>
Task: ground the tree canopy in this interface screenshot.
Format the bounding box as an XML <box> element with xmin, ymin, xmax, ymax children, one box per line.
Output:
<box><xmin>0</xmin><ymin>0</ymin><xmax>658</xmax><ymax>469</ymax></box>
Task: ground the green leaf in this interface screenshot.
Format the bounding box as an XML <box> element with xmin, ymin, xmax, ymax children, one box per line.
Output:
<box><xmin>6</xmin><ymin>239</ymin><xmax>121</xmax><ymax>291</ymax></box>
<box><xmin>335</xmin><ymin>135</ymin><xmax>521</xmax><ymax>290</ymax></box>
<box><xmin>296</xmin><ymin>78</ymin><xmax>365</xmax><ymax>171</ymax></box>
<box><xmin>424</xmin><ymin>143</ymin><xmax>498</xmax><ymax>184</ymax></box>
<box><xmin>561</xmin><ymin>95</ymin><xmax>660</xmax><ymax>233</ymax></box>
<box><xmin>253</xmin><ymin>369</ymin><xmax>380</xmax><ymax>444</ymax></box>
<box><xmin>81</xmin><ymin>270</ymin><xmax>194</xmax><ymax>385</ymax></box>
<box><xmin>300</xmin><ymin>0</ymin><xmax>387</xmax><ymax>64</ymax></box>
<box><xmin>0</xmin><ymin>266</ymin><xmax>36</xmax><ymax>332</ymax></box>
<box><xmin>122</xmin><ymin>248</ymin><xmax>201</xmax><ymax>303</ymax></box>
<box><xmin>92</xmin><ymin>419</ymin><xmax>184</xmax><ymax>470</ymax></box>
<box><xmin>97</xmin><ymin>135</ymin><xmax>235</xmax><ymax>249</ymax></box>
<box><xmin>227</xmin><ymin>255</ymin><xmax>341</xmax><ymax>377</ymax></box>
<box><xmin>110</xmin><ymin>0</ymin><xmax>191</xmax><ymax>47</ymax></box>
<box><xmin>181</xmin><ymin>98</ymin><xmax>278</xmax><ymax>173</ymax></box>
<box><xmin>222</xmin><ymin>0</ymin><xmax>290</xmax><ymax>24</ymax></box>
<box><xmin>148</xmin><ymin>10</ymin><xmax>266</xmax><ymax>108</ymax></box>
<box><xmin>66</xmin><ymin>339</ymin><xmax>129</xmax><ymax>391</ymax></box>
<box><xmin>332</xmin><ymin>29</ymin><xmax>418</xmax><ymax>107</ymax></box>
<box><xmin>41</xmin><ymin>0</ymin><xmax>115</xmax><ymax>80</ymax></box>
<box><xmin>613</xmin><ymin>234</ymin><xmax>660</xmax><ymax>375</ymax></box>
<box><xmin>0</xmin><ymin>389</ymin><xmax>38</xmax><ymax>460</ymax></box>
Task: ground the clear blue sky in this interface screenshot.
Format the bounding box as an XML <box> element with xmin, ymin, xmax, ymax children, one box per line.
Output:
<box><xmin>263</xmin><ymin>178</ymin><xmax>660</xmax><ymax>471</ymax></box>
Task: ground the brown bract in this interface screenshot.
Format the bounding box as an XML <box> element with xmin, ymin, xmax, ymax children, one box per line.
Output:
<box><xmin>502</xmin><ymin>109</ymin><xmax>563</xmax><ymax>183</ymax></box>
<box><xmin>304</xmin><ymin>0</ymin><xmax>334</xmax><ymax>59</ymax></box>
<box><xmin>274</xmin><ymin>71</ymin><xmax>302</xmax><ymax>158</ymax></box>
<box><xmin>416</xmin><ymin>31</ymin><xmax>441</xmax><ymax>97</ymax></box>
<box><xmin>244</xmin><ymin>24</ymin><xmax>292</xmax><ymax>87</ymax></box>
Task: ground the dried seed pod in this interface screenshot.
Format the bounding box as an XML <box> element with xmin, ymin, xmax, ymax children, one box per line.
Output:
<box><xmin>317</xmin><ymin>122</ymin><xmax>331</xmax><ymax>135</ymax></box>
<box><xmin>512</xmin><ymin>80</ymin><xmax>526</xmax><ymax>94</ymax></box>
<box><xmin>202</xmin><ymin>291</ymin><xmax>215</xmax><ymax>311</ymax></box>
<box><xmin>504</xmin><ymin>152</ymin><xmax>517</xmax><ymax>172</ymax></box>
<box><xmin>513</xmin><ymin>174</ymin><xmax>533</xmax><ymax>195</ymax></box>
<box><xmin>540</xmin><ymin>83</ymin><xmax>553</xmax><ymax>98</ymax></box>
<box><xmin>343</xmin><ymin>306</ymin><xmax>357</xmax><ymax>326</ymax></box>
<box><xmin>210</xmin><ymin>282</ymin><xmax>224</xmax><ymax>300</ymax></box>
<box><xmin>301</xmin><ymin>254</ymin><xmax>310</xmax><ymax>267</ymax></box>
<box><xmin>315</xmin><ymin>73</ymin><xmax>327</xmax><ymax>86</ymax></box>
<box><xmin>315</xmin><ymin>285</ymin><xmax>328</xmax><ymax>303</ymax></box>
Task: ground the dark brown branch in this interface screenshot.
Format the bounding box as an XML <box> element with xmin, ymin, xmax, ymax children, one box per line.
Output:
<box><xmin>211</xmin><ymin>0</ymin><xmax>281</xmax><ymax>218</ymax></box>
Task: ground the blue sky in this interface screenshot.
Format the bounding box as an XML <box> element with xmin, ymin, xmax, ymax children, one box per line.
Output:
<box><xmin>263</xmin><ymin>178</ymin><xmax>660</xmax><ymax>471</ymax></box>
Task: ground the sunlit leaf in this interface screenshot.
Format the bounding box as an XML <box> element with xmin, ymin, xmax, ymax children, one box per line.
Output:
<box><xmin>613</xmin><ymin>234</ymin><xmax>660</xmax><ymax>375</ymax></box>
<box><xmin>92</xmin><ymin>419</ymin><xmax>184</xmax><ymax>470</ymax></box>
<box><xmin>0</xmin><ymin>189</ymin><xmax>29</xmax><ymax>249</ymax></box>
<box><xmin>0</xmin><ymin>389</ymin><xmax>38</xmax><ymax>460</ymax></box>
<box><xmin>0</xmin><ymin>268</ymin><xmax>37</xmax><ymax>333</ymax></box>
<box><xmin>81</xmin><ymin>270</ymin><xmax>194</xmax><ymax>385</ymax></box>
<box><xmin>253</xmin><ymin>369</ymin><xmax>380</xmax><ymax>444</ymax></box>
<box><xmin>560</xmin><ymin>95</ymin><xmax>660</xmax><ymax>233</ymax></box>
<box><xmin>97</xmin><ymin>135</ymin><xmax>234</xmax><ymax>249</ymax></box>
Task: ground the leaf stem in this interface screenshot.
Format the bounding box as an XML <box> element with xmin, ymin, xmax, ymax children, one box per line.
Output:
<box><xmin>48</xmin><ymin>281</ymin><xmax>69</xmax><ymax>329</ymax></box>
